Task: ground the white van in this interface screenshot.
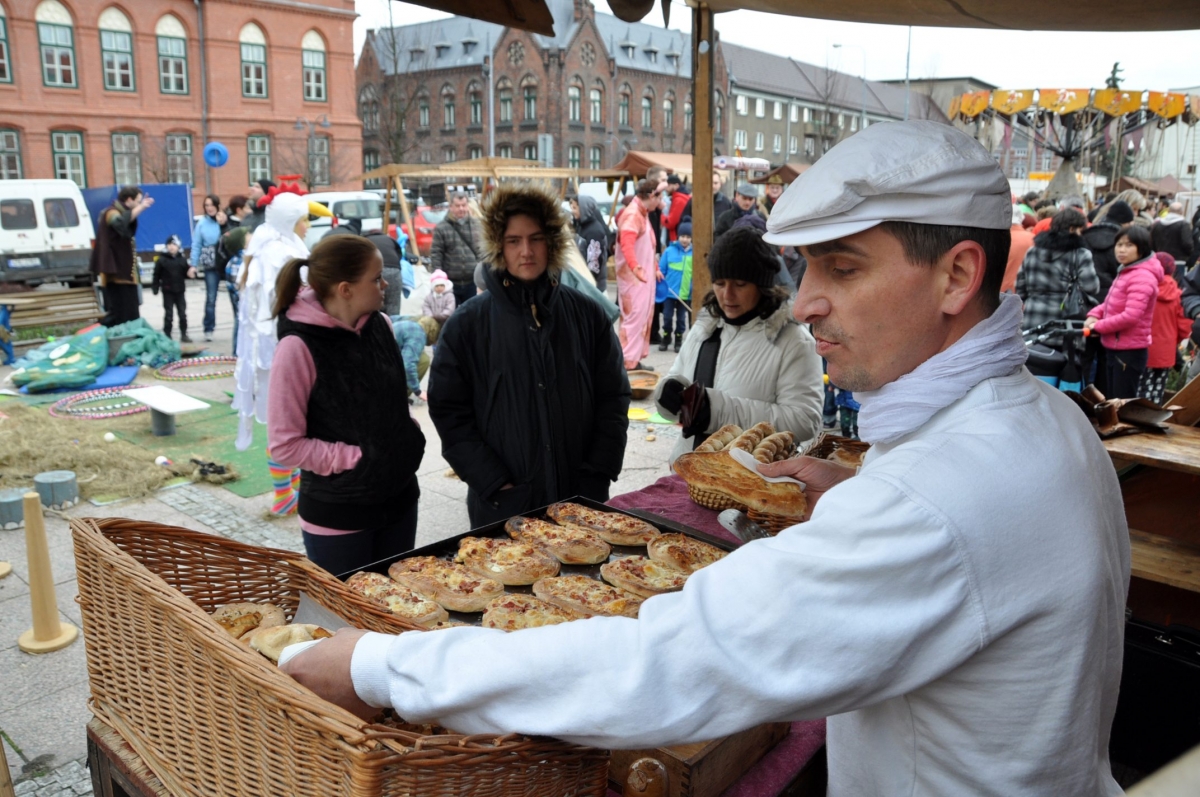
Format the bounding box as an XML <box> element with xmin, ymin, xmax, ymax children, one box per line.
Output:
<box><xmin>0</xmin><ymin>179</ymin><xmax>94</xmax><ymax>286</ymax></box>
<box><xmin>304</xmin><ymin>191</ymin><xmax>385</xmax><ymax>250</ymax></box>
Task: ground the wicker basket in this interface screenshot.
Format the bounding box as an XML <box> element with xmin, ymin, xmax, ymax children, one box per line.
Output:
<box><xmin>745</xmin><ymin>508</ymin><xmax>805</xmax><ymax>535</ymax></box>
<box><xmin>803</xmin><ymin>434</ymin><xmax>870</xmax><ymax>465</ymax></box>
<box><xmin>72</xmin><ymin>517</ymin><xmax>610</xmax><ymax>797</ymax></box>
<box><xmin>685</xmin><ymin>482</ymin><xmax>746</xmax><ymax>512</ymax></box>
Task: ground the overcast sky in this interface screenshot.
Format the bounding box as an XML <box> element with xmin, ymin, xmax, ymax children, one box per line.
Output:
<box><xmin>354</xmin><ymin>1</ymin><xmax>1200</xmax><ymax>93</ymax></box>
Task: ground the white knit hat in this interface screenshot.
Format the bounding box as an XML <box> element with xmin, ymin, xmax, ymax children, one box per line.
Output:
<box><xmin>763</xmin><ymin>120</ymin><xmax>1011</xmax><ymax>248</ymax></box>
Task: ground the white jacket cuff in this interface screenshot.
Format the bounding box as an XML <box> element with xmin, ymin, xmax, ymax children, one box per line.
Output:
<box><xmin>351</xmin><ymin>631</ymin><xmax>398</xmax><ymax>708</ymax></box>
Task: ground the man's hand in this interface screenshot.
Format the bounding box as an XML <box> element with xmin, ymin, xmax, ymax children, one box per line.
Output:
<box><xmin>140</xmin><ymin>196</ymin><xmax>155</xmax><ymax>210</ymax></box>
<box><xmin>279</xmin><ymin>628</ymin><xmax>377</xmax><ymax>721</ymax></box>
<box><xmin>756</xmin><ymin>456</ymin><xmax>857</xmax><ymax>520</ymax></box>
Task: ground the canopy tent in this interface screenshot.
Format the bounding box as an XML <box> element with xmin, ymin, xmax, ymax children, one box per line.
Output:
<box><xmin>611</xmin><ymin>151</ymin><xmax>698</xmax><ymax>180</ymax></box>
<box><xmin>1112</xmin><ymin>174</ymin><xmax>1189</xmax><ymax>198</ymax></box>
<box><xmin>749</xmin><ymin>162</ymin><xmax>811</xmax><ymax>185</ymax></box>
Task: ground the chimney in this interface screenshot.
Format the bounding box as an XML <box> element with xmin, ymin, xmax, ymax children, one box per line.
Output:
<box><xmin>574</xmin><ymin>0</ymin><xmax>589</xmax><ymax>22</ymax></box>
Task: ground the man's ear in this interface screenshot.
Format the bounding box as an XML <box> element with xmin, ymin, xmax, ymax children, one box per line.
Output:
<box><xmin>938</xmin><ymin>241</ymin><xmax>987</xmax><ymax>317</ymax></box>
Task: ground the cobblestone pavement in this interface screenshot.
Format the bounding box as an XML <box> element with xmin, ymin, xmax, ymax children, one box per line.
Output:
<box><xmin>12</xmin><ymin>758</ymin><xmax>91</xmax><ymax>796</ymax></box>
<box><xmin>156</xmin><ymin>484</ymin><xmax>305</xmax><ymax>553</ymax></box>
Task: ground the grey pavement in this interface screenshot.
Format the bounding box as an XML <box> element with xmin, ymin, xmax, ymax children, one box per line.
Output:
<box><xmin>0</xmin><ymin>277</ymin><xmax>683</xmax><ymax>790</ymax></box>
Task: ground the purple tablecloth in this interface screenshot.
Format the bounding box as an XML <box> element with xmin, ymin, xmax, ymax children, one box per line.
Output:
<box><xmin>606</xmin><ymin>476</ymin><xmax>826</xmax><ymax>797</ymax></box>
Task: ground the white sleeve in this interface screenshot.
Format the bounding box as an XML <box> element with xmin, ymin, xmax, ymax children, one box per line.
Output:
<box><xmin>350</xmin><ymin>474</ymin><xmax>986</xmax><ymax>748</ymax></box>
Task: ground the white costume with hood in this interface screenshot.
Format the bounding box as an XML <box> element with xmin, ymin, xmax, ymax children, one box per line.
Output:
<box><xmin>341</xmin><ymin>122</ymin><xmax>1130</xmax><ymax>795</ymax></box>
<box><xmin>233</xmin><ymin>192</ymin><xmax>310</xmax><ymax>450</ymax></box>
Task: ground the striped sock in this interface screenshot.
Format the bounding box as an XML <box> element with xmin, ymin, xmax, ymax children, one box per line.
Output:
<box><xmin>267</xmin><ymin>452</ymin><xmax>298</xmax><ymax>516</ymax></box>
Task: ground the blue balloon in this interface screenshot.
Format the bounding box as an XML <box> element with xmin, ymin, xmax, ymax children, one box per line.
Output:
<box><xmin>203</xmin><ymin>142</ymin><xmax>229</xmax><ymax>168</ymax></box>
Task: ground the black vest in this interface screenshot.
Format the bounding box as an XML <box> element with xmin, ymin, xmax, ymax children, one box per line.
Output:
<box><xmin>277</xmin><ymin>311</ymin><xmax>425</xmax><ymax>529</ymax></box>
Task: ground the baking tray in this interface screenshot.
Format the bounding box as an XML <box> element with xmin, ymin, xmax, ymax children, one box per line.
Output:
<box><xmin>341</xmin><ymin>495</ymin><xmax>736</xmax><ymax>625</ymax></box>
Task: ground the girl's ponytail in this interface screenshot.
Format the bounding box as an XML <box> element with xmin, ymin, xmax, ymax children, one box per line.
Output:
<box><xmin>273</xmin><ymin>257</ymin><xmax>308</xmax><ymax>318</ymax></box>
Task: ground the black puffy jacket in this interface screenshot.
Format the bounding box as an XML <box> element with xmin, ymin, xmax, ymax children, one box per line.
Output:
<box><xmin>428</xmin><ymin>266</ymin><xmax>631</xmax><ymax>527</ymax></box>
<box><xmin>1081</xmin><ymin>222</ymin><xmax>1123</xmax><ymax>301</ymax></box>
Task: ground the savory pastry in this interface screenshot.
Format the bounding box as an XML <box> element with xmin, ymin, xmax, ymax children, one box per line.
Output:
<box><xmin>212</xmin><ymin>602</ymin><xmax>286</xmax><ymax>640</ymax></box>
<box><xmin>506</xmin><ymin>516</ymin><xmax>611</xmax><ymax>565</ymax></box>
<box><xmin>647</xmin><ymin>533</ymin><xmax>728</xmax><ymax>574</ymax></box>
<box><xmin>247</xmin><ymin>623</ymin><xmax>332</xmax><ymax>663</ymax></box>
<box><xmin>673</xmin><ymin>450</ymin><xmax>808</xmax><ymax>519</ymax></box>
<box><xmin>600</xmin><ymin>556</ymin><xmax>690</xmax><ymax>598</ymax></box>
<box><xmin>533</xmin><ymin>575</ymin><xmax>644</xmax><ymax>618</ymax></box>
<box><xmin>694</xmin><ymin>424</ymin><xmax>743</xmax><ymax>454</ymax></box>
<box><xmin>482</xmin><ymin>594</ymin><xmax>584</xmax><ymax>631</ymax></box>
<box><xmin>454</xmin><ymin>536</ymin><xmax>561</xmax><ymax>585</ymax></box>
<box><xmin>545</xmin><ymin>502</ymin><xmax>661</xmax><ymax>547</ymax></box>
<box><xmin>728</xmin><ymin>421</ymin><xmax>776</xmax><ymax>453</ymax></box>
<box><xmin>752</xmin><ymin>431</ymin><xmax>796</xmax><ymax>464</ymax></box>
<box><xmin>387</xmin><ymin>556</ymin><xmax>505</xmax><ymax>613</ymax></box>
<box><xmin>828</xmin><ymin>447</ymin><xmax>866</xmax><ymax>468</ymax></box>
<box><xmin>346</xmin><ymin>571</ymin><xmax>450</xmax><ymax>627</ymax></box>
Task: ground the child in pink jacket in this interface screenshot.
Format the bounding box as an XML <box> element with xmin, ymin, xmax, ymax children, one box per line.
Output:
<box><xmin>1085</xmin><ymin>225</ymin><xmax>1162</xmax><ymax>399</ymax></box>
<box><xmin>421</xmin><ymin>269</ymin><xmax>457</xmax><ymax>338</ymax></box>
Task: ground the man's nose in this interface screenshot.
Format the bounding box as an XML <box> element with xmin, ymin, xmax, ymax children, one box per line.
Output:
<box><xmin>793</xmin><ymin>280</ymin><xmax>830</xmax><ymax>324</ymax></box>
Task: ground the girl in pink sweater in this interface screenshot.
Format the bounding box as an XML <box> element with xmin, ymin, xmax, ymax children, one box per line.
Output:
<box><xmin>1085</xmin><ymin>225</ymin><xmax>1162</xmax><ymax>399</ymax></box>
<box><xmin>267</xmin><ymin>235</ymin><xmax>426</xmax><ymax>578</ymax></box>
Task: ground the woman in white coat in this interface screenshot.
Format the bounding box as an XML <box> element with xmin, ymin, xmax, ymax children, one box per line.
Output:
<box><xmin>653</xmin><ymin>227</ymin><xmax>823</xmax><ymax>462</ymax></box>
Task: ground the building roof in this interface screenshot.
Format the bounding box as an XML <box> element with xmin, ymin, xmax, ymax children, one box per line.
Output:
<box><xmin>370</xmin><ymin>0</ymin><xmax>691</xmax><ymax>79</ymax></box>
<box><xmin>722</xmin><ymin>42</ymin><xmax>946</xmax><ymax>122</ymax></box>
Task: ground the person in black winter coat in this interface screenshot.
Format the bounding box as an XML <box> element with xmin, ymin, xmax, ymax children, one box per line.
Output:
<box><xmin>570</xmin><ymin>194</ymin><xmax>610</xmax><ymax>292</ymax></box>
<box><xmin>428</xmin><ymin>182</ymin><xmax>632</xmax><ymax>528</ymax></box>
<box><xmin>152</xmin><ymin>235</ymin><xmax>195</xmax><ymax>341</ymax></box>
<box><xmin>1081</xmin><ymin>199</ymin><xmax>1134</xmax><ymax>300</ymax></box>
<box><xmin>681</xmin><ymin>171</ymin><xmax>733</xmax><ymax>227</ymax></box>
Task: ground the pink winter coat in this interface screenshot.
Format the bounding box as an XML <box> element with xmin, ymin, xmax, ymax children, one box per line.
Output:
<box><xmin>1086</xmin><ymin>255</ymin><xmax>1163</xmax><ymax>350</ymax></box>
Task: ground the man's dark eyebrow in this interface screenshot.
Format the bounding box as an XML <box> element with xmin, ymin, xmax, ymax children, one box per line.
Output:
<box><xmin>803</xmin><ymin>239</ymin><xmax>867</xmax><ymax>258</ymax></box>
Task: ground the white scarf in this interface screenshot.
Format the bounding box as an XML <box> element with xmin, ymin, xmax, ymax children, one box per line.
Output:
<box><xmin>856</xmin><ymin>292</ymin><xmax>1027</xmax><ymax>445</ymax></box>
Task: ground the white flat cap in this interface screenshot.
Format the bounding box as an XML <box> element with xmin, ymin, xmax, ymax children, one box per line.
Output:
<box><xmin>763</xmin><ymin>120</ymin><xmax>1011</xmax><ymax>248</ymax></box>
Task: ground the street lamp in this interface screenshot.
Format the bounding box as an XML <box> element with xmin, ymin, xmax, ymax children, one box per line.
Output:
<box><xmin>295</xmin><ymin>115</ymin><xmax>332</xmax><ymax>186</ymax></box>
<box><xmin>832</xmin><ymin>44</ymin><xmax>867</xmax><ymax>132</ymax></box>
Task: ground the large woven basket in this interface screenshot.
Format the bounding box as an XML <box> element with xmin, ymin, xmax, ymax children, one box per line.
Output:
<box><xmin>72</xmin><ymin>517</ymin><xmax>609</xmax><ymax>797</ymax></box>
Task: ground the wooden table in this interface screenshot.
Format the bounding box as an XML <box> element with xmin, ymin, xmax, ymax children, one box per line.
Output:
<box><xmin>87</xmin><ymin>718</ymin><xmax>168</xmax><ymax>797</ymax></box>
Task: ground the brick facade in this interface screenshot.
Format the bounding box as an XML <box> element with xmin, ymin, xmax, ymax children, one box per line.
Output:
<box><xmin>356</xmin><ymin>0</ymin><xmax>729</xmax><ymax>180</ymax></box>
<box><xmin>0</xmin><ymin>0</ymin><xmax>361</xmax><ymax>211</ymax></box>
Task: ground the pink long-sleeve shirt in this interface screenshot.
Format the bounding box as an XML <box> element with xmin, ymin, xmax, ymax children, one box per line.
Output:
<box><xmin>268</xmin><ymin>288</ymin><xmax>383</xmax><ymax>536</ymax></box>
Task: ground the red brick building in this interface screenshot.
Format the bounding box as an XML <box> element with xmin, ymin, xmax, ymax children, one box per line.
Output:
<box><xmin>0</xmin><ymin>0</ymin><xmax>361</xmax><ymax>210</ymax></box>
<box><xmin>355</xmin><ymin>0</ymin><xmax>729</xmax><ymax>179</ymax></box>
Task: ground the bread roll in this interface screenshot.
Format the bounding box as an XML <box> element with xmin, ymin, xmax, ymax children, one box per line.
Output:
<box><xmin>247</xmin><ymin>624</ymin><xmax>332</xmax><ymax>663</ymax></box>
<box><xmin>728</xmin><ymin>421</ymin><xmax>775</xmax><ymax>453</ymax></box>
<box><xmin>695</xmin><ymin>424</ymin><xmax>743</xmax><ymax>454</ymax></box>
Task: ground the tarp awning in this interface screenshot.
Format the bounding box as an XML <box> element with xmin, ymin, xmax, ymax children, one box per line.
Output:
<box><xmin>750</xmin><ymin>162</ymin><xmax>811</xmax><ymax>185</ymax></box>
<box><xmin>611</xmin><ymin>151</ymin><xmax>697</xmax><ymax>180</ymax></box>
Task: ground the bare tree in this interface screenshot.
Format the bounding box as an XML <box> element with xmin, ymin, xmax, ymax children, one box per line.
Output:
<box><xmin>812</xmin><ymin>59</ymin><xmax>848</xmax><ymax>161</ymax></box>
<box><xmin>141</xmin><ymin>135</ymin><xmax>172</xmax><ymax>183</ymax></box>
<box><xmin>276</xmin><ymin>136</ymin><xmax>360</xmax><ymax>192</ymax></box>
<box><xmin>368</xmin><ymin>28</ymin><xmax>438</xmax><ymax>165</ymax></box>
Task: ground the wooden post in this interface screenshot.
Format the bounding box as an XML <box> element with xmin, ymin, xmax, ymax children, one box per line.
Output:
<box><xmin>691</xmin><ymin>3</ymin><xmax>716</xmax><ymax>319</ymax></box>
<box><xmin>0</xmin><ymin>735</ymin><xmax>13</xmax><ymax>797</ymax></box>
<box><xmin>17</xmin><ymin>493</ymin><xmax>78</xmax><ymax>654</ymax></box>
<box><xmin>395</xmin><ymin>175</ymin><xmax>417</xmax><ymax>259</ymax></box>
<box><xmin>607</xmin><ymin>174</ymin><xmax>628</xmax><ymax>228</ymax></box>
<box><xmin>382</xmin><ymin>173</ymin><xmax>393</xmax><ymax>238</ymax></box>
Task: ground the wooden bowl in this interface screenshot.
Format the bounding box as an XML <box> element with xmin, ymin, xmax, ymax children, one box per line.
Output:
<box><xmin>627</xmin><ymin>370</ymin><xmax>660</xmax><ymax>400</ymax></box>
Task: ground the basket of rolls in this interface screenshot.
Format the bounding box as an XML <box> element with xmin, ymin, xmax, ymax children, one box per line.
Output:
<box><xmin>672</xmin><ymin>422</ymin><xmax>809</xmax><ymax>534</ymax></box>
<box><xmin>70</xmin><ymin>517</ymin><xmax>609</xmax><ymax>797</ymax></box>
<box><xmin>804</xmin><ymin>433</ymin><xmax>871</xmax><ymax>469</ymax></box>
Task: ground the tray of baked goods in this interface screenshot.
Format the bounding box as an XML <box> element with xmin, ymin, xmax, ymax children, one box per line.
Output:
<box><xmin>342</xmin><ymin>496</ymin><xmax>736</xmax><ymax>630</ymax></box>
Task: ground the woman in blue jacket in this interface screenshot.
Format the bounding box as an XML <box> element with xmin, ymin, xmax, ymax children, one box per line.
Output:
<box><xmin>190</xmin><ymin>194</ymin><xmax>227</xmax><ymax>342</ymax></box>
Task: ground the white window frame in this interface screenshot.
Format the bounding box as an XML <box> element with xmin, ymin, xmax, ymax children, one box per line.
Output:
<box><xmin>100</xmin><ymin>29</ymin><xmax>134</xmax><ymax>91</ymax></box>
<box><xmin>568</xmin><ymin>86</ymin><xmax>581</xmax><ymax>122</ymax></box>
<box><xmin>589</xmin><ymin>145</ymin><xmax>602</xmax><ymax>170</ymax></box>
<box><xmin>734</xmin><ymin>129</ymin><xmax>747</xmax><ymax>149</ymax></box>
<box><xmin>241</xmin><ymin>43</ymin><xmax>267</xmax><ymax>97</ymax></box>
<box><xmin>111</xmin><ymin>132</ymin><xmax>141</xmax><ymax>184</ymax></box>
<box><xmin>497</xmin><ymin>144</ymin><xmax>512</xmax><ymax>158</ymax></box>
<box><xmin>735</xmin><ymin>94</ymin><xmax>748</xmax><ymax>115</ymax></box>
<box><xmin>362</xmin><ymin>149</ymin><xmax>381</xmax><ymax>187</ymax></box>
<box><xmin>166</xmin><ymin>133</ymin><xmax>193</xmax><ymax>185</ymax></box>
<box><xmin>589</xmin><ymin>88</ymin><xmax>603</xmax><ymax>124</ymax></box>
<box><xmin>39</xmin><ymin>23</ymin><xmax>76</xmax><ymax>88</ymax></box>
<box><xmin>0</xmin><ymin>16</ymin><xmax>11</xmax><ymax>84</ymax></box>
<box><xmin>773</xmin><ymin>133</ymin><xmax>781</xmax><ymax>154</ymax></box>
<box><xmin>522</xmin><ymin>143</ymin><xmax>537</xmax><ymax>160</ymax></box>
<box><xmin>52</xmin><ymin>130</ymin><xmax>85</xmax><ymax>185</ymax></box>
<box><xmin>754</xmin><ymin>131</ymin><xmax>764</xmax><ymax>151</ymax></box>
<box><xmin>157</xmin><ymin>36</ymin><xmax>187</xmax><ymax>94</ymax></box>
<box><xmin>641</xmin><ymin>96</ymin><xmax>652</xmax><ymax>129</ymax></box>
<box><xmin>789</xmin><ymin>135</ymin><xmax>798</xmax><ymax>155</ymax></box>
<box><xmin>0</xmin><ymin>129</ymin><xmax>21</xmax><ymax>178</ymax></box>
<box><xmin>568</xmin><ymin>144</ymin><xmax>581</xmax><ymax>169</ymax></box>
<box><xmin>247</xmin><ymin>135</ymin><xmax>271</xmax><ymax>182</ymax></box>
<box><xmin>302</xmin><ymin>49</ymin><xmax>326</xmax><ymax>101</ymax></box>
<box><xmin>789</xmin><ymin>105</ymin><xmax>799</xmax><ymax>123</ymax></box>
<box><xmin>773</xmin><ymin>101</ymin><xmax>782</xmax><ymax>120</ymax></box>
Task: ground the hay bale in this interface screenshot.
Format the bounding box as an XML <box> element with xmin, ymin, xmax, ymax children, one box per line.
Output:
<box><xmin>0</xmin><ymin>403</ymin><xmax>177</xmax><ymax>501</ymax></box>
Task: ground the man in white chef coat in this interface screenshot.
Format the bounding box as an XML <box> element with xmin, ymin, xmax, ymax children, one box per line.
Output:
<box><xmin>285</xmin><ymin>121</ymin><xmax>1130</xmax><ymax>797</ymax></box>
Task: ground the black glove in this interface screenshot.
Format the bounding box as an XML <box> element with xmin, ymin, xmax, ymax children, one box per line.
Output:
<box><xmin>1192</xmin><ymin>317</ymin><xmax>1200</xmax><ymax>346</ymax></box>
<box><xmin>679</xmin><ymin>384</ymin><xmax>712</xmax><ymax>440</ymax></box>
<box><xmin>657</xmin><ymin>377</ymin><xmax>686</xmax><ymax>415</ymax></box>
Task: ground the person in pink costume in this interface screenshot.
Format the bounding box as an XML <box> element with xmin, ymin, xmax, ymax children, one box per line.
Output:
<box><xmin>615</xmin><ymin>178</ymin><xmax>664</xmax><ymax>370</ymax></box>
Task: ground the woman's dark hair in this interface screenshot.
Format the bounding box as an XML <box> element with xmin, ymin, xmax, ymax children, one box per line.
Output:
<box><xmin>1116</xmin><ymin>225</ymin><xmax>1153</xmax><ymax>259</ymax></box>
<box><xmin>702</xmin><ymin>284</ymin><xmax>791</xmax><ymax>320</ymax></box>
<box><xmin>203</xmin><ymin>194</ymin><xmax>221</xmax><ymax>217</ymax></box>
<box><xmin>273</xmin><ymin>234</ymin><xmax>380</xmax><ymax>318</ymax></box>
<box><xmin>1050</xmin><ymin>208</ymin><xmax>1087</xmax><ymax>234</ymax></box>
<box><xmin>227</xmin><ymin>195</ymin><xmax>248</xmax><ymax>214</ymax></box>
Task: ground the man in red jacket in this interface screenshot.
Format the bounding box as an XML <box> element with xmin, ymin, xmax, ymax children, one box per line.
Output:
<box><xmin>663</xmin><ymin>175</ymin><xmax>691</xmax><ymax>243</ymax></box>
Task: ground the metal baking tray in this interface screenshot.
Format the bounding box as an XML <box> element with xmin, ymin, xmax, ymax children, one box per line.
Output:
<box><xmin>343</xmin><ymin>495</ymin><xmax>735</xmax><ymax>625</ymax></box>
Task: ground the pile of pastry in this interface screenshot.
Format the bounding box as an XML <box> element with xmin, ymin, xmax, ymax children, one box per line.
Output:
<box><xmin>210</xmin><ymin>602</ymin><xmax>332</xmax><ymax>663</ymax></box>
<box><xmin>673</xmin><ymin>421</ymin><xmax>808</xmax><ymax>519</ymax></box>
<box><xmin>346</xmin><ymin>502</ymin><xmax>728</xmax><ymax>632</ymax></box>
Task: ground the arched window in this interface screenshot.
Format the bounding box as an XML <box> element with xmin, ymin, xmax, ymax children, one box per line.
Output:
<box><xmin>618</xmin><ymin>83</ymin><xmax>631</xmax><ymax>127</ymax></box>
<box><xmin>416</xmin><ymin>87</ymin><xmax>430</xmax><ymax>128</ymax></box>
<box><xmin>441</xmin><ymin>83</ymin><xmax>455</xmax><ymax>128</ymax></box>
<box><xmin>641</xmin><ymin>89</ymin><xmax>654</xmax><ymax>130</ymax></box>
<box><xmin>99</xmin><ymin>8</ymin><xmax>134</xmax><ymax>91</ymax></box>
<box><xmin>568</xmin><ymin>83</ymin><xmax>582</xmax><ymax>123</ymax></box>
<box><xmin>36</xmin><ymin>0</ymin><xmax>76</xmax><ymax>88</ymax></box>
<box><xmin>663</xmin><ymin>90</ymin><xmax>675</xmax><ymax>130</ymax></box>
<box><xmin>156</xmin><ymin>15</ymin><xmax>187</xmax><ymax>94</ymax></box>
<box><xmin>443</xmin><ymin>145</ymin><xmax>457</xmax><ymax>163</ymax></box>
<box><xmin>520</xmin><ymin>75</ymin><xmax>537</xmax><ymax>121</ymax></box>
<box><xmin>568</xmin><ymin>144</ymin><xmax>581</xmax><ymax>169</ymax></box>
<box><xmin>467</xmin><ymin>80</ymin><xmax>482</xmax><ymax>125</ymax></box>
<box><xmin>359</xmin><ymin>85</ymin><xmax>379</xmax><ymax>133</ymax></box>
<box><xmin>239</xmin><ymin>23</ymin><xmax>267</xmax><ymax>98</ymax></box>
<box><xmin>589</xmin><ymin>81</ymin><xmax>604</xmax><ymax>125</ymax></box>
<box><xmin>497</xmin><ymin>77</ymin><xmax>513</xmax><ymax>123</ymax></box>
<box><xmin>363</xmin><ymin>149</ymin><xmax>381</xmax><ymax>188</ymax></box>
<box><xmin>522</xmin><ymin>141</ymin><xmax>538</xmax><ymax>161</ymax></box>
<box><xmin>589</xmin><ymin>145</ymin><xmax>603</xmax><ymax>170</ymax></box>
<box><xmin>301</xmin><ymin>30</ymin><xmax>326</xmax><ymax>102</ymax></box>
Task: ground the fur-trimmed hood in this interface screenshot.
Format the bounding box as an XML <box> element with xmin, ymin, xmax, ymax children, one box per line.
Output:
<box><xmin>480</xmin><ymin>181</ymin><xmax>574</xmax><ymax>279</ymax></box>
